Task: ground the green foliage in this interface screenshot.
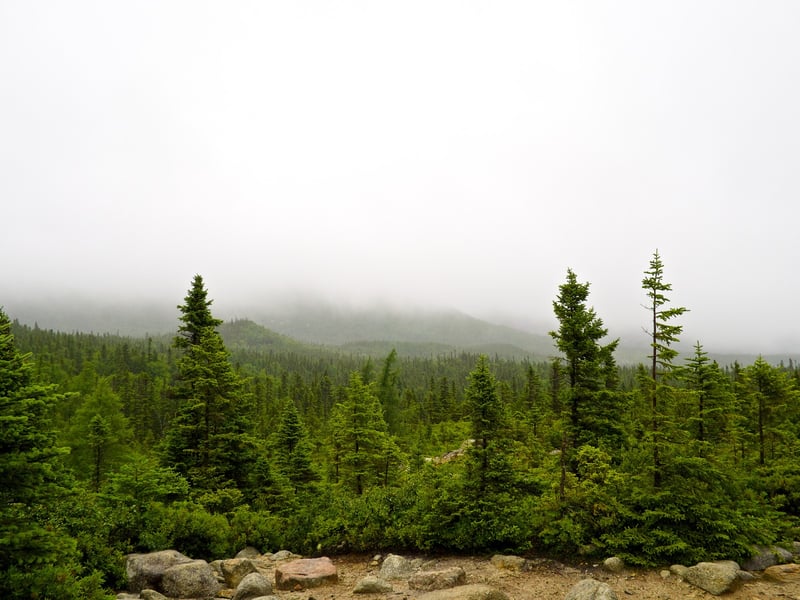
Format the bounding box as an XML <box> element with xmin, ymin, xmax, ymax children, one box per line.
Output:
<box><xmin>330</xmin><ymin>372</ymin><xmax>403</xmax><ymax>495</ymax></box>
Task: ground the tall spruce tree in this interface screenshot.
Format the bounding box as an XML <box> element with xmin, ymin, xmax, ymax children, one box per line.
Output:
<box><xmin>163</xmin><ymin>278</ymin><xmax>254</xmax><ymax>491</ymax></box>
<box><xmin>463</xmin><ymin>355</ymin><xmax>512</xmax><ymax>495</ymax></box>
<box><xmin>330</xmin><ymin>372</ymin><xmax>401</xmax><ymax>495</ymax></box>
<box><xmin>274</xmin><ymin>397</ymin><xmax>318</xmax><ymax>492</ymax></box>
<box><xmin>550</xmin><ymin>269</ymin><xmax>621</xmax><ymax>455</ymax></box>
<box><xmin>0</xmin><ymin>310</ymin><xmax>93</xmax><ymax>598</ymax></box>
<box><xmin>641</xmin><ymin>250</ymin><xmax>687</xmax><ymax>487</ymax></box>
<box><xmin>175</xmin><ymin>274</ymin><xmax>223</xmax><ymax>350</ymax></box>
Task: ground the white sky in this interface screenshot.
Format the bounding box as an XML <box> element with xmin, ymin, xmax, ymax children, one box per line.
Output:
<box><xmin>2</xmin><ymin>1</ymin><xmax>799</xmax><ymax>352</ymax></box>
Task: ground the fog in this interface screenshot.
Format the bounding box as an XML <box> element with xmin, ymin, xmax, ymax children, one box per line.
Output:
<box><xmin>2</xmin><ymin>2</ymin><xmax>800</xmax><ymax>353</ymax></box>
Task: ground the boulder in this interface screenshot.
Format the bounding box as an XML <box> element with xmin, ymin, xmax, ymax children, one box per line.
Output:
<box><xmin>125</xmin><ymin>550</ymin><xmax>194</xmax><ymax>593</ymax></box>
<box><xmin>564</xmin><ymin>578</ymin><xmax>619</xmax><ymax>600</ymax></box>
<box><xmin>764</xmin><ymin>563</ymin><xmax>800</xmax><ymax>583</ymax></box>
<box><xmin>409</xmin><ymin>567</ymin><xmax>466</xmax><ymax>591</ymax></box>
<box><xmin>741</xmin><ymin>545</ymin><xmax>794</xmax><ymax>571</ymax></box>
<box><xmin>270</xmin><ymin>550</ymin><xmax>299</xmax><ymax>561</ymax></box>
<box><xmin>219</xmin><ymin>558</ymin><xmax>259</xmax><ymax>588</ymax></box>
<box><xmin>353</xmin><ymin>575</ymin><xmax>394</xmax><ymax>594</ymax></box>
<box><xmin>379</xmin><ymin>553</ymin><xmax>423</xmax><ymax>580</ymax></box>
<box><xmin>415</xmin><ymin>583</ymin><xmax>509</xmax><ymax>600</ymax></box>
<box><xmin>140</xmin><ymin>591</ymin><xmax>168</xmax><ymax>600</ymax></box>
<box><xmin>669</xmin><ymin>564</ymin><xmax>689</xmax><ymax>579</ymax></box>
<box><xmin>684</xmin><ymin>561</ymin><xmax>741</xmax><ymax>596</ymax></box>
<box><xmin>602</xmin><ymin>557</ymin><xmax>625</xmax><ymax>573</ymax></box>
<box><xmin>161</xmin><ymin>559</ymin><xmax>221</xmax><ymax>599</ymax></box>
<box><xmin>233</xmin><ymin>572</ymin><xmax>274</xmax><ymax>600</ymax></box>
<box><xmin>235</xmin><ymin>546</ymin><xmax>262</xmax><ymax>559</ymax></box>
<box><xmin>275</xmin><ymin>556</ymin><xmax>338</xmax><ymax>590</ymax></box>
<box><xmin>490</xmin><ymin>554</ymin><xmax>528</xmax><ymax>571</ymax></box>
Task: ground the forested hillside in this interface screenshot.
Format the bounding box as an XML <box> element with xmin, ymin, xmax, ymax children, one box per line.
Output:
<box><xmin>2</xmin><ymin>253</ymin><xmax>799</xmax><ymax>598</ymax></box>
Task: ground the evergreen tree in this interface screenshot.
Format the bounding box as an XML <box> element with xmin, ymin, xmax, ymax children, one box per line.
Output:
<box><xmin>175</xmin><ymin>274</ymin><xmax>223</xmax><ymax>350</ymax></box>
<box><xmin>330</xmin><ymin>372</ymin><xmax>401</xmax><ymax>495</ymax></box>
<box><xmin>0</xmin><ymin>310</ymin><xmax>97</xmax><ymax>598</ymax></box>
<box><xmin>463</xmin><ymin>355</ymin><xmax>512</xmax><ymax>495</ymax></box>
<box><xmin>274</xmin><ymin>397</ymin><xmax>318</xmax><ymax>492</ymax></box>
<box><xmin>550</xmin><ymin>269</ymin><xmax>621</xmax><ymax>454</ymax></box>
<box><xmin>641</xmin><ymin>250</ymin><xmax>687</xmax><ymax>487</ymax></box>
<box><xmin>163</xmin><ymin>277</ymin><xmax>254</xmax><ymax>492</ymax></box>
<box><xmin>163</xmin><ymin>326</ymin><xmax>254</xmax><ymax>490</ymax></box>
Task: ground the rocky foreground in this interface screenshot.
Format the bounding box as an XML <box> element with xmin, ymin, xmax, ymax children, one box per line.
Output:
<box><xmin>118</xmin><ymin>544</ymin><xmax>800</xmax><ymax>600</ymax></box>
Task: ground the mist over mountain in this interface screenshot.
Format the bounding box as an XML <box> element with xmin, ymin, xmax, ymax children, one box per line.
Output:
<box><xmin>5</xmin><ymin>294</ymin><xmax>797</xmax><ymax>366</ymax></box>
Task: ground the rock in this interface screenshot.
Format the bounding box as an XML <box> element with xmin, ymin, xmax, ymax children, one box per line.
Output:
<box><xmin>684</xmin><ymin>561</ymin><xmax>741</xmax><ymax>596</ymax></box>
<box><xmin>378</xmin><ymin>553</ymin><xmax>423</xmax><ymax>580</ymax></box>
<box><xmin>140</xmin><ymin>591</ymin><xmax>168</xmax><ymax>600</ymax></box>
<box><xmin>415</xmin><ymin>583</ymin><xmax>509</xmax><ymax>600</ymax></box>
<box><xmin>669</xmin><ymin>564</ymin><xmax>689</xmax><ymax>579</ymax></box>
<box><xmin>353</xmin><ymin>575</ymin><xmax>394</xmax><ymax>593</ymax></box>
<box><xmin>220</xmin><ymin>558</ymin><xmax>259</xmax><ymax>588</ymax></box>
<box><xmin>116</xmin><ymin>595</ymin><xmax>141</xmax><ymax>600</ymax></box>
<box><xmin>161</xmin><ymin>559</ymin><xmax>221</xmax><ymax>599</ymax></box>
<box><xmin>602</xmin><ymin>557</ymin><xmax>625</xmax><ymax>573</ymax></box>
<box><xmin>125</xmin><ymin>549</ymin><xmax>194</xmax><ymax>593</ymax></box>
<box><xmin>409</xmin><ymin>567</ymin><xmax>467</xmax><ymax>591</ymax></box>
<box><xmin>564</xmin><ymin>578</ymin><xmax>619</xmax><ymax>600</ymax></box>
<box><xmin>659</xmin><ymin>570</ymin><xmax>670</xmax><ymax>579</ymax></box>
<box><xmin>236</xmin><ymin>546</ymin><xmax>262</xmax><ymax>559</ymax></box>
<box><xmin>764</xmin><ymin>563</ymin><xmax>800</xmax><ymax>583</ymax></box>
<box><xmin>275</xmin><ymin>557</ymin><xmax>338</xmax><ymax>590</ymax></box>
<box><xmin>741</xmin><ymin>545</ymin><xmax>794</xmax><ymax>571</ymax></box>
<box><xmin>490</xmin><ymin>554</ymin><xmax>528</xmax><ymax>571</ymax></box>
<box><xmin>793</xmin><ymin>541</ymin><xmax>800</xmax><ymax>558</ymax></box>
<box><xmin>233</xmin><ymin>572</ymin><xmax>274</xmax><ymax>600</ymax></box>
<box><xmin>270</xmin><ymin>550</ymin><xmax>299</xmax><ymax>562</ymax></box>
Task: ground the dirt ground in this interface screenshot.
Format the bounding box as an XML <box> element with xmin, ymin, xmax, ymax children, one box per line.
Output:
<box><xmin>273</xmin><ymin>554</ymin><xmax>800</xmax><ymax>600</ymax></box>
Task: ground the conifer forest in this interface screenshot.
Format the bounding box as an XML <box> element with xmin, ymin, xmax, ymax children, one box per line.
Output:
<box><xmin>2</xmin><ymin>251</ymin><xmax>799</xmax><ymax>598</ymax></box>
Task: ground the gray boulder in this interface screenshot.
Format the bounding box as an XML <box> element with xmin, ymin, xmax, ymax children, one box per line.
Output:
<box><xmin>564</xmin><ymin>578</ymin><xmax>619</xmax><ymax>600</ymax></box>
<box><xmin>139</xmin><ymin>591</ymin><xmax>168</xmax><ymax>600</ymax></box>
<box><xmin>409</xmin><ymin>566</ymin><xmax>466</xmax><ymax>591</ymax></box>
<box><xmin>416</xmin><ymin>583</ymin><xmax>509</xmax><ymax>600</ymax></box>
<box><xmin>125</xmin><ymin>550</ymin><xmax>193</xmax><ymax>593</ymax></box>
<box><xmin>602</xmin><ymin>557</ymin><xmax>624</xmax><ymax>573</ymax></box>
<box><xmin>353</xmin><ymin>575</ymin><xmax>394</xmax><ymax>594</ymax></box>
<box><xmin>684</xmin><ymin>561</ymin><xmax>741</xmax><ymax>595</ymax></box>
<box><xmin>235</xmin><ymin>546</ymin><xmax>262</xmax><ymax>559</ymax></box>
<box><xmin>490</xmin><ymin>554</ymin><xmax>528</xmax><ymax>571</ymax></box>
<box><xmin>233</xmin><ymin>572</ymin><xmax>274</xmax><ymax>600</ymax></box>
<box><xmin>161</xmin><ymin>559</ymin><xmax>221</xmax><ymax>599</ymax></box>
<box><xmin>379</xmin><ymin>554</ymin><xmax>423</xmax><ymax>580</ymax></box>
<box><xmin>219</xmin><ymin>558</ymin><xmax>259</xmax><ymax>588</ymax></box>
<box><xmin>741</xmin><ymin>545</ymin><xmax>793</xmax><ymax>571</ymax></box>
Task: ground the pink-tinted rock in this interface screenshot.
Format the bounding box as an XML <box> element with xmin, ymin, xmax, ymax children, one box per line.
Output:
<box><xmin>275</xmin><ymin>557</ymin><xmax>338</xmax><ymax>590</ymax></box>
<box><xmin>764</xmin><ymin>563</ymin><xmax>800</xmax><ymax>583</ymax></box>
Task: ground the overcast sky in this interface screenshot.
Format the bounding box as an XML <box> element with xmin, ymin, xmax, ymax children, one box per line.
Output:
<box><xmin>2</xmin><ymin>1</ymin><xmax>799</xmax><ymax>352</ymax></box>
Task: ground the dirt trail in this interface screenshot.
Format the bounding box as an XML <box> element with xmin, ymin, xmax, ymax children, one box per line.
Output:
<box><xmin>273</xmin><ymin>554</ymin><xmax>800</xmax><ymax>600</ymax></box>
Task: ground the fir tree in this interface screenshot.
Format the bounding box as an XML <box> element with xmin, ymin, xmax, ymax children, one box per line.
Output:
<box><xmin>641</xmin><ymin>250</ymin><xmax>687</xmax><ymax>487</ymax></box>
<box><xmin>550</xmin><ymin>269</ymin><xmax>621</xmax><ymax>454</ymax></box>
<box><xmin>0</xmin><ymin>309</ymin><xmax>94</xmax><ymax>598</ymax></box>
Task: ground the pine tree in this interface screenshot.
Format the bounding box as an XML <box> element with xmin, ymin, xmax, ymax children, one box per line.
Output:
<box><xmin>274</xmin><ymin>397</ymin><xmax>318</xmax><ymax>492</ymax></box>
<box><xmin>463</xmin><ymin>355</ymin><xmax>512</xmax><ymax>495</ymax></box>
<box><xmin>175</xmin><ymin>274</ymin><xmax>223</xmax><ymax>350</ymax></box>
<box><xmin>0</xmin><ymin>309</ymin><xmax>90</xmax><ymax>597</ymax></box>
<box><xmin>550</xmin><ymin>269</ymin><xmax>621</xmax><ymax>454</ymax></box>
<box><xmin>641</xmin><ymin>250</ymin><xmax>687</xmax><ymax>487</ymax></box>
<box><xmin>330</xmin><ymin>372</ymin><xmax>401</xmax><ymax>495</ymax></box>
<box><xmin>163</xmin><ymin>277</ymin><xmax>254</xmax><ymax>492</ymax></box>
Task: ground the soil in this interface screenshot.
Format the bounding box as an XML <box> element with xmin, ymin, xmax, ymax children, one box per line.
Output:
<box><xmin>270</xmin><ymin>554</ymin><xmax>800</xmax><ymax>600</ymax></box>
